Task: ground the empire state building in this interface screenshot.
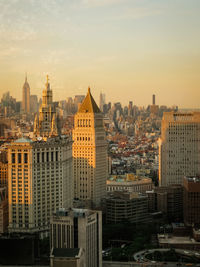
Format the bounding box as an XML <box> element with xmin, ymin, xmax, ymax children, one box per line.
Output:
<box><xmin>22</xmin><ymin>75</ymin><xmax>30</xmax><ymax>113</ymax></box>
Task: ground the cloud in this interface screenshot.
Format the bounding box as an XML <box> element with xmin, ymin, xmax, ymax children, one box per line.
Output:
<box><xmin>110</xmin><ymin>7</ymin><xmax>162</xmax><ymax>20</ymax></box>
<box><xmin>80</xmin><ymin>0</ymin><xmax>127</xmax><ymax>8</ymax></box>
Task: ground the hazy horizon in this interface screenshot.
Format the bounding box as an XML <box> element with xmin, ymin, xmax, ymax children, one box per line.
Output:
<box><xmin>0</xmin><ymin>0</ymin><xmax>200</xmax><ymax>108</ymax></box>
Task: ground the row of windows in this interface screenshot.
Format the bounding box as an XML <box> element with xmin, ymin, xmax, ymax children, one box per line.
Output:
<box><xmin>77</xmin><ymin>137</ymin><xmax>91</xmax><ymax>141</ymax></box>
<box><xmin>36</xmin><ymin>151</ymin><xmax>59</xmax><ymax>163</ymax></box>
<box><xmin>77</xmin><ymin>119</ymin><xmax>91</xmax><ymax>127</ymax></box>
<box><xmin>12</xmin><ymin>153</ymin><xmax>28</xmax><ymax>164</ymax></box>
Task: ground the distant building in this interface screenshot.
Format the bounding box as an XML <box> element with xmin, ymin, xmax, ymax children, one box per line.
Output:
<box><xmin>128</xmin><ymin>101</ymin><xmax>133</xmax><ymax>117</ymax></box>
<box><xmin>74</xmin><ymin>95</ymin><xmax>85</xmax><ymax>112</ymax></box>
<box><xmin>105</xmin><ymin>191</ymin><xmax>149</xmax><ymax>224</ymax></box>
<box><xmin>22</xmin><ymin>75</ymin><xmax>30</xmax><ymax>113</ymax></box>
<box><xmin>183</xmin><ymin>176</ymin><xmax>200</xmax><ymax>226</ymax></box>
<box><xmin>99</xmin><ymin>92</ymin><xmax>106</xmax><ymax>112</ymax></box>
<box><xmin>159</xmin><ymin>112</ymin><xmax>200</xmax><ymax>186</ymax></box>
<box><xmin>34</xmin><ymin>76</ymin><xmax>59</xmax><ymax>138</ymax></box>
<box><xmin>7</xmin><ymin>137</ymin><xmax>73</xmax><ymax>237</ymax></box>
<box><xmin>50</xmin><ymin>208</ymin><xmax>102</xmax><ymax>267</ymax></box>
<box><xmin>0</xmin><ymin>187</ymin><xmax>8</xmax><ymax>234</ymax></box>
<box><xmin>152</xmin><ymin>94</ymin><xmax>155</xmax><ymax>105</ymax></box>
<box><xmin>30</xmin><ymin>95</ymin><xmax>38</xmax><ymax>113</ymax></box>
<box><xmin>73</xmin><ymin>88</ymin><xmax>107</xmax><ymax>208</ymax></box>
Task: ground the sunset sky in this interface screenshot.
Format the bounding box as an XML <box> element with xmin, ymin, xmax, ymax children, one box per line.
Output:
<box><xmin>0</xmin><ymin>0</ymin><xmax>200</xmax><ymax>108</ymax></box>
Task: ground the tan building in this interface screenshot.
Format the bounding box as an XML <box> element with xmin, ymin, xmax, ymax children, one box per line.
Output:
<box><xmin>159</xmin><ymin>112</ymin><xmax>200</xmax><ymax>186</ymax></box>
<box><xmin>0</xmin><ymin>187</ymin><xmax>8</xmax><ymax>234</ymax></box>
<box><xmin>34</xmin><ymin>76</ymin><xmax>58</xmax><ymax>138</ymax></box>
<box><xmin>7</xmin><ymin>136</ymin><xmax>73</xmax><ymax>236</ymax></box>
<box><xmin>22</xmin><ymin>75</ymin><xmax>30</xmax><ymax>113</ymax></box>
<box><xmin>50</xmin><ymin>208</ymin><xmax>102</xmax><ymax>267</ymax></box>
<box><xmin>73</xmin><ymin>88</ymin><xmax>107</xmax><ymax>208</ymax></box>
<box><xmin>106</xmin><ymin>174</ymin><xmax>153</xmax><ymax>193</ymax></box>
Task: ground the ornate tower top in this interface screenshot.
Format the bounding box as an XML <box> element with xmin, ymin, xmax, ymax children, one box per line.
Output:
<box><xmin>78</xmin><ymin>87</ymin><xmax>101</xmax><ymax>114</ymax></box>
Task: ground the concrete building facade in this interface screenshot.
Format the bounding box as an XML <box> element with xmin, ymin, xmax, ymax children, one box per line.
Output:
<box><xmin>159</xmin><ymin>112</ymin><xmax>200</xmax><ymax>186</ymax></box>
<box><xmin>50</xmin><ymin>208</ymin><xmax>102</xmax><ymax>267</ymax></box>
<box><xmin>7</xmin><ymin>137</ymin><xmax>73</xmax><ymax>236</ymax></box>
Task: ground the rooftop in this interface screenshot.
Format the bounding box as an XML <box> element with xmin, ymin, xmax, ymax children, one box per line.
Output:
<box><xmin>14</xmin><ymin>137</ymin><xmax>33</xmax><ymax>143</ymax></box>
<box><xmin>52</xmin><ymin>248</ymin><xmax>80</xmax><ymax>258</ymax></box>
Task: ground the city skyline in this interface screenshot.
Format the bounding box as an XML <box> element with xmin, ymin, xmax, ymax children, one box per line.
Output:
<box><xmin>0</xmin><ymin>0</ymin><xmax>200</xmax><ymax>108</ymax></box>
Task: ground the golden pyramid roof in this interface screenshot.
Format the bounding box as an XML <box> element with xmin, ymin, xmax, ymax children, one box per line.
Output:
<box><xmin>78</xmin><ymin>87</ymin><xmax>101</xmax><ymax>113</ymax></box>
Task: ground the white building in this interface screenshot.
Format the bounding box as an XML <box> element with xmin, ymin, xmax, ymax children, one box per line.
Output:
<box><xmin>159</xmin><ymin>112</ymin><xmax>200</xmax><ymax>186</ymax></box>
<box><xmin>7</xmin><ymin>136</ymin><xmax>73</xmax><ymax>237</ymax></box>
<box><xmin>50</xmin><ymin>208</ymin><xmax>102</xmax><ymax>267</ymax></box>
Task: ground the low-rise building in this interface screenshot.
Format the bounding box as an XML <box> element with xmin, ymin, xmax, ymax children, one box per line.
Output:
<box><xmin>105</xmin><ymin>191</ymin><xmax>149</xmax><ymax>224</ymax></box>
<box><xmin>106</xmin><ymin>174</ymin><xmax>153</xmax><ymax>193</ymax></box>
<box><xmin>50</xmin><ymin>248</ymin><xmax>85</xmax><ymax>267</ymax></box>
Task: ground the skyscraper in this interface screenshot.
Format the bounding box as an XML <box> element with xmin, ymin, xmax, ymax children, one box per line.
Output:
<box><xmin>7</xmin><ymin>137</ymin><xmax>73</xmax><ymax>236</ymax></box>
<box><xmin>159</xmin><ymin>112</ymin><xmax>200</xmax><ymax>186</ymax></box>
<box><xmin>73</xmin><ymin>87</ymin><xmax>107</xmax><ymax>208</ymax></box>
<box><xmin>99</xmin><ymin>92</ymin><xmax>105</xmax><ymax>112</ymax></box>
<box><xmin>50</xmin><ymin>208</ymin><xmax>102</xmax><ymax>267</ymax></box>
<box><xmin>152</xmin><ymin>94</ymin><xmax>156</xmax><ymax>105</ymax></box>
<box><xmin>34</xmin><ymin>76</ymin><xmax>58</xmax><ymax>138</ymax></box>
<box><xmin>22</xmin><ymin>75</ymin><xmax>30</xmax><ymax>113</ymax></box>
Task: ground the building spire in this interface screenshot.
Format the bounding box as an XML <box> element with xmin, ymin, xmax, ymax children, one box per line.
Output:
<box><xmin>88</xmin><ymin>86</ymin><xmax>91</xmax><ymax>94</ymax></box>
<box><xmin>45</xmin><ymin>75</ymin><xmax>50</xmax><ymax>91</ymax></box>
<box><xmin>25</xmin><ymin>72</ymin><xmax>27</xmax><ymax>83</ymax></box>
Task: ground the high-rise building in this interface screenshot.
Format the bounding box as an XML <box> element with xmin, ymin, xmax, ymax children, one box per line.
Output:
<box><xmin>74</xmin><ymin>95</ymin><xmax>85</xmax><ymax>112</ymax></box>
<box><xmin>159</xmin><ymin>112</ymin><xmax>200</xmax><ymax>186</ymax></box>
<box><xmin>128</xmin><ymin>101</ymin><xmax>133</xmax><ymax>117</ymax></box>
<box><xmin>152</xmin><ymin>94</ymin><xmax>156</xmax><ymax>105</ymax></box>
<box><xmin>73</xmin><ymin>88</ymin><xmax>107</xmax><ymax>208</ymax></box>
<box><xmin>30</xmin><ymin>95</ymin><xmax>38</xmax><ymax>113</ymax></box>
<box><xmin>99</xmin><ymin>92</ymin><xmax>105</xmax><ymax>112</ymax></box>
<box><xmin>7</xmin><ymin>136</ymin><xmax>73</xmax><ymax>236</ymax></box>
<box><xmin>50</xmin><ymin>208</ymin><xmax>102</xmax><ymax>267</ymax></box>
<box><xmin>34</xmin><ymin>76</ymin><xmax>59</xmax><ymax>138</ymax></box>
<box><xmin>183</xmin><ymin>176</ymin><xmax>200</xmax><ymax>226</ymax></box>
<box><xmin>22</xmin><ymin>75</ymin><xmax>30</xmax><ymax>113</ymax></box>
